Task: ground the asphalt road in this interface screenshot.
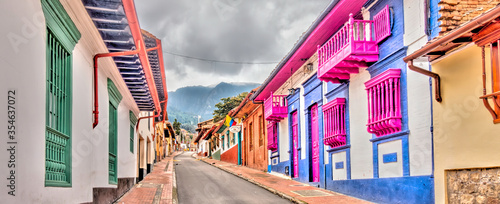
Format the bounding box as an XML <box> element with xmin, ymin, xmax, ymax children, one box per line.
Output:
<box><xmin>175</xmin><ymin>152</ymin><xmax>291</xmax><ymax>204</ymax></box>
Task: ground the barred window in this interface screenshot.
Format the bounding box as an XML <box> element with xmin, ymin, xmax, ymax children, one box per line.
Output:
<box><xmin>45</xmin><ymin>29</ymin><xmax>72</xmax><ymax>186</ymax></box>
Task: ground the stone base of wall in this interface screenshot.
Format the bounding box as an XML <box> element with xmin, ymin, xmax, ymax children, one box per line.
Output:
<box><xmin>447</xmin><ymin>167</ymin><xmax>500</xmax><ymax>204</ymax></box>
<box><xmin>92</xmin><ymin>177</ymin><xmax>135</xmax><ymax>204</ymax></box>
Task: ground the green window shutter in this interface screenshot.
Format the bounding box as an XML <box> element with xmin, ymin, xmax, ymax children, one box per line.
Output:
<box><xmin>107</xmin><ymin>79</ymin><xmax>121</xmax><ymax>184</ymax></box>
<box><xmin>129</xmin><ymin>111</ymin><xmax>137</xmax><ymax>153</ymax></box>
<box><xmin>108</xmin><ymin>103</ymin><xmax>118</xmax><ymax>184</ymax></box>
<box><xmin>130</xmin><ymin>125</ymin><xmax>134</xmax><ymax>153</ymax></box>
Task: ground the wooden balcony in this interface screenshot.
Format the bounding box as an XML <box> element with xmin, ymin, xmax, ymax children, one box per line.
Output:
<box><xmin>317</xmin><ymin>6</ymin><xmax>390</xmax><ymax>83</ymax></box>
<box><xmin>264</xmin><ymin>93</ymin><xmax>288</xmax><ymax>122</ymax></box>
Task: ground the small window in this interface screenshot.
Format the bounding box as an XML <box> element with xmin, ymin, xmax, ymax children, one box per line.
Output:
<box><xmin>249</xmin><ymin>122</ymin><xmax>253</xmax><ymax>150</ymax></box>
<box><xmin>259</xmin><ymin>115</ymin><xmax>264</xmax><ymax>146</ymax></box>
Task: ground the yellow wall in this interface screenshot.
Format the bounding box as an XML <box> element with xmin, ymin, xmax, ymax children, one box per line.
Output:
<box><xmin>432</xmin><ymin>45</ymin><xmax>500</xmax><ymax>203</ymax></box>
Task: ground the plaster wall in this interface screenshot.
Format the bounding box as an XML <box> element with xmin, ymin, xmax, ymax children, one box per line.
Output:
<box><xmin>332</xmin><ymin>151</ymin><xmax>347</xmax><ymax>180</ymax></box>
<box><xmin>377</xmin><ymin>140</ymin><xmax>403</xmax><ymax>178</ymax></box>
<box><xmin>404</xmin><ymin>0</ymin><xmax>434</xmax><ymax>177</ymax></box>
<box><xmin>432</xmin><ymin>45</ymin><xmax>500</xmax><ymax>203</ymax></box>
<box><xmin>278</xmin><ymin>119</ymin><xmax>289</xmax><ymax>162</ymax></box>
<box><xmin>348</xmin><ymin>69</ymin><xmax>374</xmax><ymax>179</ymax></box>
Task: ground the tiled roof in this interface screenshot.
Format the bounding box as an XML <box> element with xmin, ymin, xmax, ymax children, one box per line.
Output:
<box><xmin>142</xmin><ymin>30</ymin><xmax>167</xmax><ymax>119</ymax></box>
<box><xmin>82</xmin><ymin>0</ymin><xmax>158</xmax><ymax>111</ymax></box>
<box><xmin>438</xmin><ymin>0</ymin><xmax>500</xmax><ymax>35</ymax></box>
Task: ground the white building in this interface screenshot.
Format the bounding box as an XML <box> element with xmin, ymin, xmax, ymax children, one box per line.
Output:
<box><xmin>0</xmin><ymin>0</ymin><xmax>168</xmax><ymax>203</ymax></box>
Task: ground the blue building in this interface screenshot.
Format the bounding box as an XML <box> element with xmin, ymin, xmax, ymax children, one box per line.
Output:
<box><xmin>252</xmin><ymin>0</ymin><xmax>435</xmax><ymax>203</ymax></box>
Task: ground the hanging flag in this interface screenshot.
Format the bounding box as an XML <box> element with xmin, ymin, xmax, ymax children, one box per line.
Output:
<box><xmin>224</xmin><ymin>115</ymin><xmax>232</xmax><ymax>127</ymax></box>
<box><xmin>229</xmin><ymin>118</ymin><xmax>235</xmax><ymax>127</ymax></box>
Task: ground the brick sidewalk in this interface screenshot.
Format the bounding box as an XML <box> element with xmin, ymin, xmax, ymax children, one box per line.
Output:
<box><xmin>116</xmin><ymin>152</ymin><xmax>182</xmax><ymax>204</ymax></box>
<box><xmin>198</xmin><ymin>156</ymin><xmax>371</xmax><ymax>204</ymax></box>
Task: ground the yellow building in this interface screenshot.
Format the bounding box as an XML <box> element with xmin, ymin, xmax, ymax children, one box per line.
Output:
<box><xmin>405</xmin><ymin>5</ymin><xmax>500</xmax><ymax>203</ymax></box>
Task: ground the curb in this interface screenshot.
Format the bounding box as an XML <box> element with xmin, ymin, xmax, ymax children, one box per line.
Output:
<box><xmin>171</xmin><ymin>152</ymin><xmax>183</xmax><ymax>204</ymax></box>
<box><xmin>199</xmin><ymin>158</ymin><xmax>307</xmax><ymax>204</ymax></box>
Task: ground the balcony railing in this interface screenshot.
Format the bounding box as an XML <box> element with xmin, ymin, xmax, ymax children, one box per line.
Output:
<box><xmin>365</xmin><ymin>69</ymin><xmax>401</xmax><ymax>137</ymax></box>
<box><xmin>323</xmin><ymin>98</ymin><xmax>347</xmax><ymax>148</ymax></box>
<box><xmin>317</xmin><ymin>6</ymin><xmax>391</xmax><ymax>83</ymax></box>
<box><xmin>264</xmin><ymin>93</ymin><xmax>288</xmax><ymax>121</ymax></box>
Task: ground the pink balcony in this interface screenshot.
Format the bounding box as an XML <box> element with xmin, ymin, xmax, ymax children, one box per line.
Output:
<box><xmin>317</xmin><ymin>6</ymin><xmax>391</xmax><ymax>83</ymax></box>
<box><xmin>264</xmin><ymin>93</ymin><xmax>288</xmax><ymax>122</ymax></box>
<box><xmin>267</xmin><ymin>122</ymin><xmax>278</xmax><ymax>151</ymax></box>
<box><xmin>323</xmin><ymin>98</ymin><xmax>347</xmax><ymax>148</ymax></box>
<box><xmin>365</xmin><ymin>69</ymin><xmax>401</xmax><ymax>137</ymax></box>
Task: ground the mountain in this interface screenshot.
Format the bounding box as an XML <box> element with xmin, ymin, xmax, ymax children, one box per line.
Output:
<box><xmin>167</xmin><ymin>82</ymin><xmax>260</xmax><ymax>131</ymax></box>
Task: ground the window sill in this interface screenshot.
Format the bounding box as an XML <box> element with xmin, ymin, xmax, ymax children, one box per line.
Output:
<box><xmin>45</xmin><ymin>180</ymin><xmax>71</xmax><ymax>187</ymax></box>
<box><xmin>326</xmin><ymin>145</ymin><xmax>351</xmax><ymax>153</ymax></box>
<box><xmin>369</xmin><ymin>130</ymin><xmax>410</xmax><ymax>143</ymax></box>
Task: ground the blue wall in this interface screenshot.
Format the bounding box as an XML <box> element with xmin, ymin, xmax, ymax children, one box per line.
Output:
<box><xmin>328</xmin><ymin>176</ymin><xmax>434</xmax><ymax>204</ymax></box>
<box><xmin>429</xmin><ymin>0</ymin><xmax>441</xmax><ymax>39</ymax></box>
<box><xmin>286</xmin><ymin>88</ymin><xmax>301</xmax><ymax>178</ymax></box>
<box><xmin>301</xmin><ymin>74</ymin><xmax>325</xmax><ymax>188</ymax></box>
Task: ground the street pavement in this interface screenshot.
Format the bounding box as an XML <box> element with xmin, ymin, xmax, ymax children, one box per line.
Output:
<box><xmin>175</xmin><ymin>152</ymin><xmax>291</xmax><ymax>204</ymax></box>
<box><xmin>117</xmin><ymin>152</ymin><xmax>180</xmax><ymax>204</ymax></box>
<box><xmin>200</xmin><ymin>156</ymin><xmax>372</xmax><ymax>204</ymax></box>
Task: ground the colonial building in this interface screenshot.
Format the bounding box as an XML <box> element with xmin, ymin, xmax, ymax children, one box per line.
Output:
<box><xmin>252</xmin><ymin>0</ymin><xmax>435</xmax><ymax>203</ymax></box>
<box><xmin>0</xmin><ymin>0</ymin><xmax>168</xmax><ymax>203</ymax></box>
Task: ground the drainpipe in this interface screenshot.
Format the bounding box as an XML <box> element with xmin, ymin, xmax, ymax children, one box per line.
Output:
<box><xmin>93</xmin><ymin>0</ymin><xmax>163</xmax><ymax>128</ymax></box>
<box><xmin>403</xmin><ymin>5</ymin><xmax>500</xmax><ymax>102</ymax></box>
<box><xmin>407</xmin><ymin>60</ymin><xmax>442</xmax><ymax>102</ymax></box>
<box><xmin>136</xmin><ymin>100</ymin><xmax>167</xmax><ymax>135</ymax></box>
<box><xmin>92</xmin><ymin>42</ymin><xmax>163</xmax><ymax>128</ymax></box>
<box><xmin>93</xmin><ymin>46</ymin><xmax>141</xmax><ymax>128</ymax></box>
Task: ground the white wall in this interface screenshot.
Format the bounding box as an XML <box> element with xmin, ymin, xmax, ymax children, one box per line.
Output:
<box><xmin>348</xmin><ymin>69</ymin><xmax>374</xmax><ymax>179</ymax></box>
<box><xmin>278</xmin><ymin>119</ymin><xmax>289</xmax><ymax>162</ymax></box>
<box><xmin>378</xmin><ymin>140</ymin><xmax>403</xmax><ymax>178</ymax></box>
<box><xmin>404</xmin><ymin>0</ymin><xmax>433</xmax><ymax>177</ymax></box>
<box><xmin>332</xmin><ymin>152</ymin><xmax>347</xmax><ymax>180</ymax></box>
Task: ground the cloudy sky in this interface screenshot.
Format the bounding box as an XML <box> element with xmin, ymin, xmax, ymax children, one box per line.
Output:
<box><xmin>135</xmin><ymin>0</ymin><xmax>330</xmax><ymax>91</ymax></box>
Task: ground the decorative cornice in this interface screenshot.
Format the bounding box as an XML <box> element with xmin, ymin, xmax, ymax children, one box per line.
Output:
<box><xmin>108</xmin><ymin>78</ymin><xmax>123</xmax><ymax>107</ymax></box>
<box><xmin>42</xmin><ymin>0</ymin><xmax>81</xmax><ymax>51</ymax></box>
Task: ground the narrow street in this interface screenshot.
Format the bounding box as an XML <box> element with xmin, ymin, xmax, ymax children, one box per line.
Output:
<box><xmin>175</xmin><ymin>152</ymin><xmax>290</xmax><ymax>204</ymax></box>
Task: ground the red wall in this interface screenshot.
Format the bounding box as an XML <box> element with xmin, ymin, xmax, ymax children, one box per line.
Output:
<box><xmin>221</xmin><ymin>144</ymin><xmax>238</xmax><ymax>165</ymax></box>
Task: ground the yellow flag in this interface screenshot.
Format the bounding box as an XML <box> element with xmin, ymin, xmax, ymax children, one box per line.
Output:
<box><xmin>224</xmin><ymin>115</ymin><xmax>231</xmax><ymax>126</ymax></box>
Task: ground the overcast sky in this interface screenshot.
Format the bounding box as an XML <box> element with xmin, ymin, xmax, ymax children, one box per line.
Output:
<box><xmin>135</xmin><ymin>0</ymin><xmax>330</xmax><ymax>91</ymax></box>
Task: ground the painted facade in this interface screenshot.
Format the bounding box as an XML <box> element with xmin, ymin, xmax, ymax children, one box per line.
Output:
<box><xmin>253</xmin><ymin>0</ymin><xmax>435</xmax><ymax>203</ymax></box>
<box><xmin>0</xmin><ymin>0</ymin><xmax>169</xmax><ymax>203</ymax></box>
<box><xmin>405</xmin><ymin>3</ymin><xmax>500</xmax><ymax>203</ymax></box>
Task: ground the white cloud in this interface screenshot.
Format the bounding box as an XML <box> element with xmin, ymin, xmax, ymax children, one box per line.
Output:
<box><xmin>136</xmin><ymin>0</ymin><xmax>330</xmax><ymax>91</ymax></box>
